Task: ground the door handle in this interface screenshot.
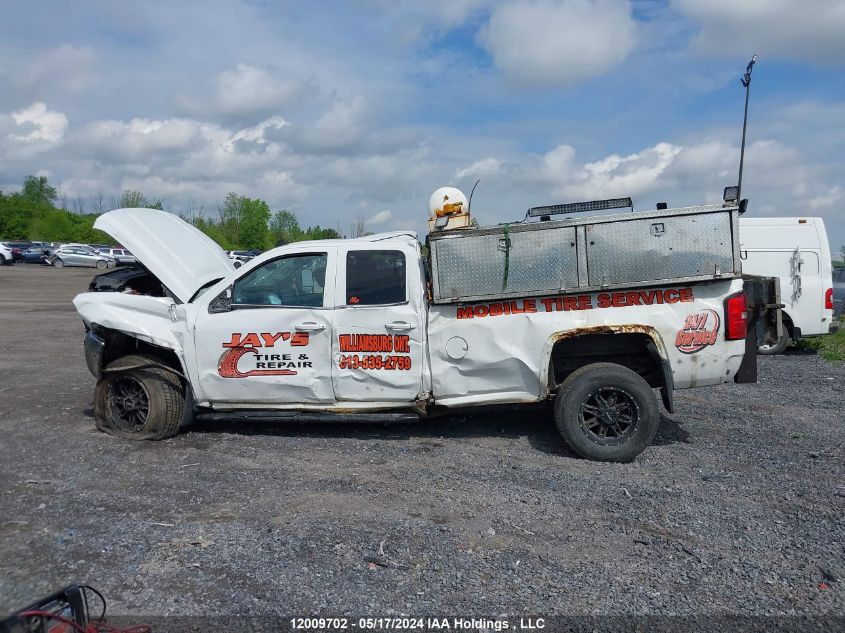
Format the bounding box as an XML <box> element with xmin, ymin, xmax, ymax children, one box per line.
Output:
<box><xmin>385</xmin><ymin>321</ymin><xmax>416</xmax><ymax>331</ymax></box>
<box><xmin>295</xmin><ymin>322</ymin><xmax>327</xmax><ymax>332</ymax></box>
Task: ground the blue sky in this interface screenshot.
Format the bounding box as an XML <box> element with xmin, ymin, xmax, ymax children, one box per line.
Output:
<box><xmin>0</xmin><ymin>0</ymin><xmax>843</xmax><ymax>252</ymax></box>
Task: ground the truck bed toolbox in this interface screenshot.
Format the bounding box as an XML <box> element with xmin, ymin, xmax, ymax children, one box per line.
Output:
<box><xmin>428</xmin><ymin>203</ymin><xmax>741</xmax><ymax>304</ymax></box>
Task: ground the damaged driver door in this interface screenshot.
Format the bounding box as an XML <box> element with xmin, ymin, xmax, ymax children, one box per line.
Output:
<box><xmin>192</xmin><ymin>250</ymin><xmax>337</xmax><ymax>405</ymax></box>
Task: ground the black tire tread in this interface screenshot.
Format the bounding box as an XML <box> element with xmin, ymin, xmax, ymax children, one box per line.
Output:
<box><xmin>554</xmin><ymin>362</ymin><xmax>659</xmax><ymax>463</ymax></box>
<box><xmin>94</xmin><ymin>354</ymin><xmax>184</xmax><ymax>440</ymax></box>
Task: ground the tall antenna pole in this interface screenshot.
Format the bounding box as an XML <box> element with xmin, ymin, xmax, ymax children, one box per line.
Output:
<box><xmin>737</xmin><ymin>55</ymin><xmax>758</xmax><ymax>202</ymax></box>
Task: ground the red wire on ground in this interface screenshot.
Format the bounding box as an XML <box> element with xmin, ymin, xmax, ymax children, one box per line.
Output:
<box><xmin>18</xmin><ymin>610</ymin><xmax>151</xmax><ymax>633</ymax></box>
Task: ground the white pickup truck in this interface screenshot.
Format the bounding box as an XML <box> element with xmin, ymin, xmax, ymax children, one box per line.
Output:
<box><xmin>73</xmin><ymin>195</ymin><xmax>778</xmax><ymax>462</ymax></box>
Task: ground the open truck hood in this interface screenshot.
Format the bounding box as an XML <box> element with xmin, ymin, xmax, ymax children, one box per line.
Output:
<box><xmin>95</xmin><ymin>208</ymin><xmax>234</xmax><ymax>303</ymax></box>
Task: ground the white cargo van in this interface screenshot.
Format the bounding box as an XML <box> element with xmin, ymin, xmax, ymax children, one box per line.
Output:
<box><xmin>739</xmin><ymin>217</ymin><xmax>834</xmax><ymax>353</ymax></box>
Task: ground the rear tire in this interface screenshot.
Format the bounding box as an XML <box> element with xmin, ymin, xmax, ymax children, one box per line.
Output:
<box><xmin>52</xmin><ymin>258</ymin><xmax>64</xmax><ymax>268</ymax></box>
<box><xmin>0</xmin><ymin>254</ymin><xmax>6</xmax><ymax>266</ymax></box>
<box><xmin>94</xmin><ymin>354</ymin><xmax>185</xmax><ymax>440</ymax></box>
<box><xmin>233</xmin><ymin>260</ymin><xmax>242</xmax><ymax>269</ymax></box>
<box><xmin>554</xmin><ymin>362</ymin><xmax>659</xmax><ymax>463</ymax></box>
<box><xmin>758</xmin><ymin>329</ymin><xmax>789</xmax><ymax>355</ymax></box>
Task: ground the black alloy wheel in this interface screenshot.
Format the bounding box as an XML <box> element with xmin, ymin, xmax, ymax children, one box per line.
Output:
<box><xmin>107</xmin><ymin>376</ymin><xmax>150</xmax><ymax>432</ymax></box>
<box><xmin>578</xmin><ymin>386</ymin><xmax>639</xmax><ymax>446</ymax></box>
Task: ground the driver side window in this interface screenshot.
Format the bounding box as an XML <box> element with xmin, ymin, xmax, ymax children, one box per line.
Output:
<box><xmin>232</xmin><ymin>253</ymin><xmax>328</xmax><ymax>307</ymax></box>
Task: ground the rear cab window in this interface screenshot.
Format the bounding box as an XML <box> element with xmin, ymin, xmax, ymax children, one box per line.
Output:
<box><xmin>345</xmin><ymin>250</ymin><xmax>406</xmax><ymax>305</ymax></box>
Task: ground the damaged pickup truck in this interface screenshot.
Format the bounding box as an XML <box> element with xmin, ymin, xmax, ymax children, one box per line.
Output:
<box><xmin>73</xmin><ymin>189</ymin><xmax>780</xmax><ymax>462</ymax></box>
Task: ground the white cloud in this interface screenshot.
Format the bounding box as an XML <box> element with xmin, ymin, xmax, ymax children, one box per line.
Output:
<box><xmin>357</xmin><ymin>0</ymin><xmax>489</xmax><ymax>44</ymax></box>
<box><xmin>296</xmin><ymin>95</ymin><xmax>371</xmax><ymax>152</ymax></box>
<box><xmin>80</xmin><ymin>117</ymin><xmax>206</xmax><ymax>161</ymax></box>
<box><xmin>524</xmin><ymin>141</ymin><xmax>685</xmax><ymax>200</ymax></box>
<box><xmin>456</xmin><ymin>157</ymin><xmax>502</xmax><ymax>180</ymax></box>
<box><xmin>478</xmin><ymin>0</ymin><xmax>637</xmax><ymax>87</ymax></box>
<box><xmin>529</xmin><ymin>138</ymin><xmax>815</xmax><ymax>205</ymax></box>
<box><xmin>0</xmin><ymin>45</ymin><xmax>95</xmax><ymax>110</ymax></box>
<box><xmin>540</xmin><ymin>144</ymin><xmax>577</xmax><ymax>181</ymax></box>
<box><xmin>179</xmin><ymin>64</ymin><xmax>306</xmax><ymax>119</ymax></box>
<box><xmin>11</xmin><ymin>102</ymin><xmax>68</xmax><ymax>143</ymax></box>
<box><xmin>27</xmin><ymin>45</ymin><xmax>95</xmax><ymax>92</ymax></box>
<box><xmin>673</xmin><ymin>0</ymin><xmax>845</xmax><ymax>63</ymax></box>
<box><xmin>808</xmin><ymin>186</ymin><xmax>842</xmax><ymax>211</ymax></box>
<box><xmin>368</xmin><ymin>210</ymin><xmax>393</xmax><ymax>225</ymax></box>
<box><xmin>217</xmin><ymin>64</ymin><xmax>304</xmax><ymax>114</ymax></box>
<box><xmin>1</xmin><ymin>102</ymin><xmax>69</xmax><ymax>161</ymax></box>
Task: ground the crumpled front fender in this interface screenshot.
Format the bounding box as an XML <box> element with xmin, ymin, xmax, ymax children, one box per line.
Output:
<box><xmin>73</xmin><ymin>292</ymin><xmax>182</xmax><ymax>352</ymax></box>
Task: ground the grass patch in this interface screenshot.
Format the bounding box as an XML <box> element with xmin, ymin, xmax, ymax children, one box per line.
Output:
<box><xmin>795</xmin><ymin>323</ymin><xmax>845</xmax><ymax>362</ymax></box>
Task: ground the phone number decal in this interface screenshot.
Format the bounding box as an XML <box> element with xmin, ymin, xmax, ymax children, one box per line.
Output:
<box><xmin>338</xmin><ymin>355</ymin><xmax>412</xmax><ymax>370</ymax></box>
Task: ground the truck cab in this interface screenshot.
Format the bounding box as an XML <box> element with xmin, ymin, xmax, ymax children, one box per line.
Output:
<box><xmin>189</xmin><ymin>234</ymin><xmax>429</xmax><ymax>408</ymax></box>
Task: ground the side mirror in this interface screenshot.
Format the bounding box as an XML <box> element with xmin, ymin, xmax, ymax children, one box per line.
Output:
<box><xmin>208</xmin><ymin>286</ymin><xmax>233</xmax><ymax>314</ymax></box>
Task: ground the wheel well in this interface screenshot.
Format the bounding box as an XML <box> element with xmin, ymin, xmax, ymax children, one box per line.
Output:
<box><xmin>550</xmin><ymin>332</ymin><xmax>664</xmax><ymax>389</ymax></box>
<box><xmin>96</xmin><ymin>327</ymin><xmax>184</xmax><ymax>376</ymax></box>
<box><xmin>780</xmin><ymin>312</ymin><xmax>794</xmax><ymax>339</ymax></box>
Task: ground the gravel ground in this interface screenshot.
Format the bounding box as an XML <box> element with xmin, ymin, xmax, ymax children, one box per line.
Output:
<box><xmin>1</xmin><ymin>265</ymin><xmax>843</xmax><ymax>621</ymax></box>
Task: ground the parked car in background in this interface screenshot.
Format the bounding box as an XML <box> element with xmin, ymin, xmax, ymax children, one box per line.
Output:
<box><xmin>1</xmin><ymin>241</ymin><xmax>33</xmax><ymax>263</ymax></box>
<box><xmin>833</xmin><ymin>267</ymin><xmax>845</xmax><ymax>317</ymax></box>
<box><xmin>97</xmin><ymin>247</ymin><xmax>137</xmax><ymax>265</ymax></box>
<box><xmin>21</xmin><ymin>246</ymin><xmax>51</xmax><ymax>264</ymax></box>
<box><xmin>226</xmin><ymin>250</ymin><xmax>254</xmax><ymax>268</ymax></box>
<box><xmin>46</xmin><ymin>245</ymin><xmax>115</xmax><ymax>269</ymax></box>
<box><xmin>739</xmin><ymin>217</ymin><xmax>834</xmax><ymax>354</ymax></box>
<box><xmin>0</xmin><ymin>242</ymin><xmax>14</xmax><ymax>265</ymax></box>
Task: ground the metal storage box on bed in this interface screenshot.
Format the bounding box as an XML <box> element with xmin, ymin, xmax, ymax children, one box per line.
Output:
<box><xmin>428</xmin><ymin>204</ymin><xmax>741</xmax><ymax>304</ymax></box>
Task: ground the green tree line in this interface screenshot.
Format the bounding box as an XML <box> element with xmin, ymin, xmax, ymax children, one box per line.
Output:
<box><xmin>0</xmin><ymin>175</ymin><xmax>340</xmax><ymax>250</ymax></box>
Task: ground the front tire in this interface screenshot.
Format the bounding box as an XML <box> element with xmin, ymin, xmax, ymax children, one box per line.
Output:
<box><xmin>94</xmin><ymin>355</ymin><xmax>185</xmax><ymax>440</ymax></box>
<box><xmin>554</xmin><ymin>363</ymin><xmax>659</xmax><ymax>462</ymax></box>
<box><xmin>96</xmin><ymin>259</ymin><xmax>108</xmax><ymax>269</ymax></box>
<box><xmin>52</xmin><ymin>258</ymin><xmax>64</xmax><ymax>268</ymax></box>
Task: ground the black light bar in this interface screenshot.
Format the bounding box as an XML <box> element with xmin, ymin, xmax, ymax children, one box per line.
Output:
<box><xmin>527</xmin><ymin>197</ymin><xmax>633</xmax><ymax>217</ymax></box>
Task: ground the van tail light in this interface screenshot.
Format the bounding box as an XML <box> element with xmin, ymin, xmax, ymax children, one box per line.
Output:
<box><xmin>724</xmin><ymin>292</ymin><xmax>748</xmax><ymax>340</ymax></box>
<box><xmin>825</xmin><ymin>288</ymin><xmax>833</xmax><ymax>310</ymax></box>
